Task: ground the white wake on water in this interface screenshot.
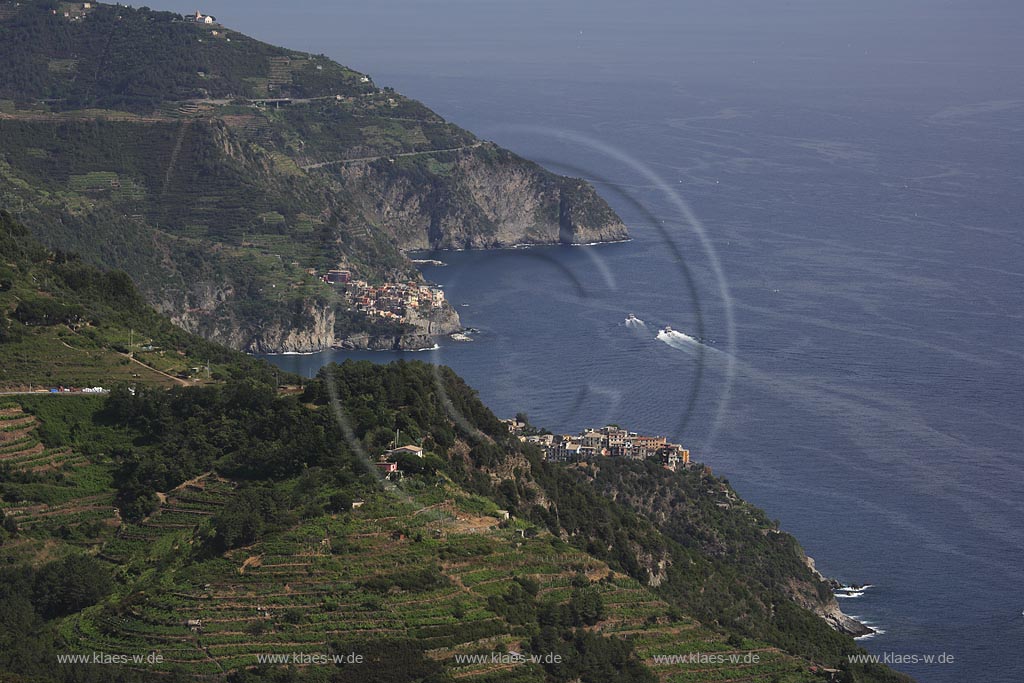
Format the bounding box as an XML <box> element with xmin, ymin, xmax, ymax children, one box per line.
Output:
<box><xmin>656</xmin><ymin>328</ymin><xmax>702</xmax><ymax>353</ymax></box>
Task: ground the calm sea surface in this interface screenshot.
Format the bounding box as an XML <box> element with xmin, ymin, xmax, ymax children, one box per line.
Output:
<box><xmin>164</xmin><ymin>1</ymin><xmax>1024</xmax><ymax>679</ymax></box>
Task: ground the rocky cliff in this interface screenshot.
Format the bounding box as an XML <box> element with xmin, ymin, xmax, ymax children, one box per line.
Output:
<box><xmin>336</xmin><ymin>303</ymin><xmax>463</xmax><ymax>351</ymax></box>
<box><xmin>338</xmin><ymin>145</ymin><xmax>629</xmax><ymax>251</ymax></box>
<box><xmin>802</xmin><ymin>556</ymin><xmax>874</xmax><ymax>637</ymax></box>
<box><xmin>169</xmin><ymin>296</ymin><xmax>464</xmax><ymax>354</ymax></box>
<box><xmin>173</xmin><ymin>299</ymin><xmax>337</xmax><ymax>355</ymax></box>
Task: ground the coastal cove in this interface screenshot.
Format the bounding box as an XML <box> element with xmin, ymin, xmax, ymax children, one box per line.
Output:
<box><xmin>248</xmin><ymin>2</ymin><xmax>1024</xmax><ymax>680</ymax></box>
<box><xmin>260</xmin><ymin>222</ymin><xmax>1022</xmax><ymax>683</ymax></box>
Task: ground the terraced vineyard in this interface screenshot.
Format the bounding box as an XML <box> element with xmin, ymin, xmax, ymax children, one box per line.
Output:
<box><xmin>0</xmin><ymin>402</ymin><xmax>118</xmax><ymax>562</ymax></box>
<box><xmin>47</xmin><ymin>473</ymin><xmax>823</xmax><ymax>682</ymax></box>
<box><xmin>0</xmin><ymin>404</ymin><xmax>85</xmax><ymax>472</ymax></box>
<box><xmin>0</xmin><ymin>389</ymin><xmax>853</xmax><ymax>682</ymax></box>
<box><xmin>0</xmin><ymin>362</ymin><xmax>897</xmax><ymax>683</ymax></box>
<box><xmin>98</xmin><ymin>475</ymin><xmax>237</xmax><ymax>566</ymax></box>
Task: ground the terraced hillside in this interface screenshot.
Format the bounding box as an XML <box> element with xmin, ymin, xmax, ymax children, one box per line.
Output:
<box><xmin>0</xmin><ymin>0</ymin><xmax>627</xmax><ymax>352</ymax></box>
<box><xmin>0</xmin><ymin>404</ymin><xmax>86</xmax><ymax>472</ymax></box>
<box><xmin>0</xmin><ymin>398</ymin><xmax>120</xmax><ymax>566</ymax></box>
<box><xmin>58</xmin><ymin>475</ymin><xmax>821</xmax><ymax>683</ymax></box>
<box><xmin>0</xmin><ymin>398</ymin><xmax>822</xmax><ymax>682</ymax></box>
<box><xmin>0</xmin><ymin>364</ymin><xmax>909</xmax><ymax>683</ymax></box>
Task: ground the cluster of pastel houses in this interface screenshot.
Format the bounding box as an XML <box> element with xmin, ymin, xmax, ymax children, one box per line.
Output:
<box><xmin>371</xmin><ymin>423</ymin><xmax>691</xmax><ymax>484</ymax></box>
<box><xmin>337</xmin><ymin>276</ymin><xmax>446</xmax><ymax>322</ymax></box>
<box><xmin>503</xmin><ymin>421</ymin><xmax>692</xmax><ymax>470</ymax></box>
<box><xmin>308</xmin><ymin>266</ymin><xmax>447</xmax><ymax>321</ymax></box>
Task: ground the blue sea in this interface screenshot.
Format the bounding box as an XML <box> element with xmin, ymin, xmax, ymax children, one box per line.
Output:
<box><xmin>168</xmin><ymin>1</ymin><xmax>1024</xmax><ymax>679</ymax></box>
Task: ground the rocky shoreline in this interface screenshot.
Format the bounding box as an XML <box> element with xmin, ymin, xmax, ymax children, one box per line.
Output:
<box><xmin>804</xmin><ymin>556</ymin><xmax>875</xmax><ymax>638</ymax></box>
<box><xmin>334</xmin><ymin>333</ymin><xmax>441</xmax><ymax>352</ymax></box>
<box><xmin>166</xmin><ymin>175</ymin><xmax>630</xmax><ymax>355</ymax></box>
<box><xmin>335</xmin><ymin>301</ymin><xmax>463</xmax><ymax>351</ymax></box>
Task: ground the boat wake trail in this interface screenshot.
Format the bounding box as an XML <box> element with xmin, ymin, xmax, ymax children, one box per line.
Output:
<box><xmin>656</xmin><ymin>328</ymin><xmax>703</xmax><ymax>354</ymax></box>
<box><xmin>625</xmin><ymin>315</ymin><xmax>647</xmax><ymax>328</ymax></box>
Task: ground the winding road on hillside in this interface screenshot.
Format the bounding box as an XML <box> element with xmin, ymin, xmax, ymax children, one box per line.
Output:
<box><xmin>301</xmin><ymin>142</ymin><xmax>484</xmax><ymax>170</ymax></box>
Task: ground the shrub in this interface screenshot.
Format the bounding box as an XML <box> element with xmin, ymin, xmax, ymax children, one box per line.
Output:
<box><xmin>13</xmin><ymin>299</ymin><xmax>86</xmax><ymax>326</ymax></box>
<box><xmin>358</xmin><ymin>565</ymin><xmax>449</xmax><ymax>593</ymax></box>
<box><xmin>31</xmin><ymin>554</ymin><xmax>113</xmax><ymax>619</ymax></box>
<box><xmin>281</xmin><ymin>608</ymin><xmax>305</xmax><ymax>624</ymax></box>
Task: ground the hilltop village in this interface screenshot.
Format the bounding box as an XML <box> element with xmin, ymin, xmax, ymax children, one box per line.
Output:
<box><xmin>320</xmin><ymin>269</ymin><xmax>446</xmax><ymax>323</ymax></box>
<box><xmin>371</xmin><ymin>423</ymin><xmax>693</xmax><ymax>484</ymax></box>
<box><xmin>503</xmin><ymin>420</ymin><xmax>693</xmax><ymax>471</ymax></box>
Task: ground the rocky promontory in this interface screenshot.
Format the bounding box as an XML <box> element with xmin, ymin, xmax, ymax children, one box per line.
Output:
<box><xmin>802</xmin><ymin>556</ymin><xmax>875</xmax><ymax>637</ymax></box>
<box><xmin>336</xmin><ymin>303</ymin><xmax>462</xmax><ymax>351</ymax></box>
<box><xmin>339</xmin><ymin>145</ymin><xmax>629</xmax><ymax>251</ymax></box>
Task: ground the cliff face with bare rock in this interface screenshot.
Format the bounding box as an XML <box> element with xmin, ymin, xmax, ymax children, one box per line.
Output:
<box><xmin>0</xmin><ymin>2</ymin><xmax>627</xmax><ymax>354</ymax></box>
<box><xmin>337</xmin><ymin>145</ymin><xmax>628</xmax><ymax>251</ymax></box>
<box><xmin>336</xmin><ymin>304</ymin><xmax>462</xmax><ymax>352</ymax></box>
<box><xmin>168</xmin><ymin>296</ymin><xmax>463</xmax><ymax>354</ymax></box>
<box><xmin>801</xmin><ymin>556</ymin><xmax>874</xmax><ymax>637</ymax></box>
<box><xmin>172</xmin><ymin>299</ymin><xmax>337</xmax><ymax>355</ymax></box>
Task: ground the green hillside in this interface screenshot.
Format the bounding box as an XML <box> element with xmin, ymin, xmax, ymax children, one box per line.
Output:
<box><xmin>0</xmin><ymin>3</ymin><xmax>375</xmax><ymax>109</ymax></box>
<box><xmin>0</xmin><ymin>359</ymin><xmax>911</xmax><ymax>683</ymax></box>
<box><xmin>0</xmin><ymin>210</ymin><xmax>275</xmax><ymax>388</ymax></box>
<box><xmin>0</xmin><ymin>0</ymin><xmax>627</xmax><ymax>353</ymax></box>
